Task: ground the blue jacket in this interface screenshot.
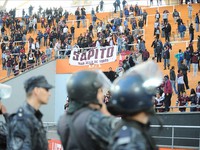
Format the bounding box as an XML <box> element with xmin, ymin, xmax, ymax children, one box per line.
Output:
<box><xmin>178</xmin><ymin>24</ymin><xmax>186</xmax><ymax>32</ymax></box>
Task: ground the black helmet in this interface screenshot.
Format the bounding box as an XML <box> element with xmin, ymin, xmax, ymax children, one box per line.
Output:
<box><xmin>67</xmin><ymin>70</ymin><xmax>111</xmax><ymax>105</ymax></box>
<box><xmin>107</xmin><ymin>73</ymin><xmax>155</xmax><ymax>116</ymax></box>
<box><xmin>107</xmin><ymin>61</ymin><xmax>163</xmax><ymax>116</ymax></box>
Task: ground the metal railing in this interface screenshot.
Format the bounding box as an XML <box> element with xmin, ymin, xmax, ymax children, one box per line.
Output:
<box><xmin>151</xmin><ymin>125</ymin><xmax>200</xmax><ymax>150</ymax></box>
<box><xmin>43</xmin><ymin>123</ymin><xmax>200</xmax><ymax>149</ymax></box>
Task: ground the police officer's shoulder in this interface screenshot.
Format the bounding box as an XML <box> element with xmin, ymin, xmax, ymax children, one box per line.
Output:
<box><xmin>9</xmin><ymin>107</ymin><xmax>33</xmax><ymax>126</ymax></box>
<box><xmin>88</xmin><ymin>111</ymin><xmax>117</xmax><ymax>127</ymax></box>
<box><xmin>115</xmin><ymin>125</ymin><xmax>142</xmax><ymax>145</ymax></box>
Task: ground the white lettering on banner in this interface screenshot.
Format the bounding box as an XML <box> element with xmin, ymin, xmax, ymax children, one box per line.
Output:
<box><xmin>69</xmin><ymin>46</ymin><xmax>117</xmax><ymax>66</ymax></box>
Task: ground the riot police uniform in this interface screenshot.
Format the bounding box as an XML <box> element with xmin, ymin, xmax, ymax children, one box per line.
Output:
<box><xmin>0</xmin><ymin>83</ymin><xmax>12</xmax><ymax>150</ymax></box>
<box><xmin>57</xmin><ymin>70</ymin><xmax>117</xmax><ymax>150</ymax></box>
<box><xmin>107</xmin><ymin>61</ymin><xmax>163</xmax><ymax>150</ymax></box>
<box><xmin>7</xmin><ymin>76</ymin><xmax>53</xmax><ymax>150</ymax></box>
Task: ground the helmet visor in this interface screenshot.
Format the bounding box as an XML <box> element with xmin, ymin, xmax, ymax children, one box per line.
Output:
<box><xmin>0</xmin><ymin>84</ymin><xmax>12</xmax><ymax>99</ymax></box>
<box><xmin>94</xmin><ymin>70</ymin><xmax>112</xmax><ymax>95</ymax></box>
<box><xmin>124</xmin><ymin>60</ymin><xmax>163</xmax><ymax>93</ymax></box>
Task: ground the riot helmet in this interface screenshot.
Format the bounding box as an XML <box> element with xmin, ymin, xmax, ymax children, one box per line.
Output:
<box><xmin>67</xmin><ymin>70</ymin><xmax>111</xmax><ymax>105</ymax></box>
<box><xmin>0</xmin><ymin>84</ymin><xmax>12</xmax><ymax>100</ymax></box>
<box><xmin>107</xmin><ymin>61</ymin><xmax>163</xmax><ymax>116</ymax></box>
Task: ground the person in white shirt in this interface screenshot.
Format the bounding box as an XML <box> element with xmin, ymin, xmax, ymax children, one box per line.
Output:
<box><xmin>154</xmin><ymin>92</ymin><xmax>165</xmax><ymax>112</ymax></box>
<box><xmin>63</xmin><ymin>26</ymin><xmax>68</xmax><ymax>34</ymax></box>
<box><xmin>96</xmin><ymin>39</ymin><xmax>101</xmax><ymax>48</ymax></box>
<box><xmin>54</xmin><ymin>41</ymin><xmax>61</xmax><ymax>59</ymax></box>
<box><xmin>163</xmin><ymin>11</ymin><xmax>168</xmax><ymax>24</ymax></box>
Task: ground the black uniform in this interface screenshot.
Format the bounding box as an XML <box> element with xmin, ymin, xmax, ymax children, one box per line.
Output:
<box><xmin>58</xmin><ymin>107</ymin><xmax>116</xmax><ymax>150</ymax></box>
<box><xmin>57</xmin><ymin>70</ymin><xmax>116</xmax><ymax>150</ymax></box>
<box><xmin>107</xmin><ymin>61</ymin><xmax>162</xmax><ymax>150</ymax></box>
<box><xmin>7</xmin><ymin>103</ymin><xmax>48</xmax><ymax>150</ymax></box>
<box><xmin>109</xmin><ymin>120</ymin><xmax>157</xmax><ymax>150</ymax></box>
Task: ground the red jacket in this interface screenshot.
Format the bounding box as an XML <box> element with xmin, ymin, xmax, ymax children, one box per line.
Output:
<box><xmin>164</xmin><ymin>80</ymin><xmax>173</xmax><ymax>94</ymax></box>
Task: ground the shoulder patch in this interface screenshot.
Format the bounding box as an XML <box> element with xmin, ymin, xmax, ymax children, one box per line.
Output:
<box><xmin>116</xmin><ymin>126</ymin><xmax>132</xmax><ymax>145</ymax></box>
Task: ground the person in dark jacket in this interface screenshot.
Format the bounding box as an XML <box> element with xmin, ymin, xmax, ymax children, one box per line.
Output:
<box><xmin>7</xmin><ymin>76</ymin><xmax>53</xmax><ymax>150</ymax></box>
<box><xmin>170</xmin><ymin>66</ymin><xmax>178</xmax><ymax>94</ymax></box>
<box><xmin>179</xmin><ymin>60</ymin><xmax>189</xmax><ymax>89</ymax></box>
<box><xmin>189</xmin><ymin>23</ymin><xmax>194</xmax><ymax>42</ymax></box>
<box><xmin>184</xmin><ymin>47</ymin><xmax>192</xmax><ymax>71</ymax></box>
<box><xmin>163</xmin><ymin>46</ymin><xmax>170</xmax><ymax>70</ymax></box>
<box><xmin>107</xmin><ymin>67</ymin><xmax>117</xmax><ymax>82</ymax></box>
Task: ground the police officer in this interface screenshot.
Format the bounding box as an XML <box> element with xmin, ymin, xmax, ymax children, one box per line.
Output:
<box><xmin>57</xmin><ymin>70</ymin><xmax>117</xmax><ymax>150</ymax></box>
<box><xmin>107</xmin><ymin>61</ymin><xmax>163</xmax><ymax>150</ymax></box>
<box><xmin>7</xmin><ymin>76</ymin><xmax>53</xmax><ymax>150</ymax></box>
<box><xmin>0</xmin><ymin>83</ymin><xmax>12</xmax><ymax>150</ymax></box>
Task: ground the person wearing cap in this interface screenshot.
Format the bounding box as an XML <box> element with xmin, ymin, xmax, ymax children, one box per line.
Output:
<box><xmin>7</xmin><ymin>75</ymin><xmax>53</xmax><ymax>150</ymax></box>
<box><xmin>57</xmin><ymin>70</ymin><xmax>118</xmax><ymax>150</ymax></box>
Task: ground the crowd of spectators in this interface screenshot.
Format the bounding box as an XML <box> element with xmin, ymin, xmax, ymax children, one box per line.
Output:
<box><xmin>0</xmin><ymin>0</ymin><xmax>200</xmax><ymax>111</ymax></box>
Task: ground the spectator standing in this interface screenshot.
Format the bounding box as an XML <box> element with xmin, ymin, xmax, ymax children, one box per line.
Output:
<box><xmin>154</xmin><ymin>92</ymin><xmax>165</xmax><ymax>112</ymax></box>
<box><xmin>177</xmin><ymin>69</ymin><xmax>185</xmax><ymax>96</ymax></box>
<box><xmin>173</xmin><ymin>9</ymin><xmax>180</xmax><ymax>23</ymax></box>
<box><xmin>187</xmin><ymin>3</ymin><xmax>193</xmax><ymax>19</ymax></box>
<box><xmin>170</xmin><ymin>66</ymin><xmax>178</xmax><ymax>94</ymax></box>
<box><xmin>179</xmin><ymin>60</ymin><xmax>189</xmax><ymax>89</ymax></box>
<box><xmin>196</xmin><ymin>81</ymin><xmax>200</xmax><ymax>98</ymax></box>
<box><xmin>142</xmin><ymin>10</ymin><xmax>148</xmax><ymax>25</ymax></box>
<box><xmin>142</xmin><ymin>49</ymin><xmax>150</xmax><ymax>61</ymax></box>
<box><xmin>184</xmin><ymin>47</ymin><xmax>192</xmax><ymax>71</ymax></box>
<box><xmin>75</xmin><ymin>7</ymin><xmax>80</xmax><ymax>20</ymax></box>
<box><xmin>151</xmin><ymin>37</ymin><xmax>158</xmax><ymax>57</ymax></box>
<box><xmin>155</xmin><ymin>38</ymin><xmax>163</xmax><ymax>62</ymax></box>
<box><xmin>175</xmin><ymin>49</ymin><xmax>184</xmax><ymax>69</ymax></box>
<box><xmin>191</xmin><ymin>51</ymin><xmax>199</xmax><ymax>76</ymax></box>
<box><xmin>70</xmin><ymin>25</ymin><xmax>75</xmax><ymax>40</ymax></box>
<box><xmin>155</xmin><ymin>10</ymin><xmax>160</xmax><ymax>21</ymax></box>
<box><xmin>189</xmin><ymin>88</ymin><xmax>198</xmax><ymax>112</ymax></box>
<box><xmin>54</xmin><ymin>41</ymin><xmax>61</xmax><ymax>59</ymax></box>
<box><xmin>189</xmin><ymin>23</ymin><xmax>194</xmax><ymax>42</ymax></box>
<box><xmin>107</xmin><ymin>67</ymin><xmax>116</xmax><ymax>82</ymax></box>
<box><xmin>117</xmin><ymin>35</ymin><xmax>123</xmax><ymax>54</ymax></box>
<box><xmin>164</xmin><ymin>22</ymin><xmax>171</xmax><ymax>42</ymax></box>
<box><xmin>195</xmin><ymin>13</ymin><xmax>199</xmax><ymax>32</ymax></box>
<box><xmin>163</xmin><ymin>46</ymin><xmax>170</xmax><ymax>70</ymax></box>
<box><xmin>122</xmin><ymin>0</ymin><xmax>127</xmax><ymax>8</ymax></box>
<box><xmin>177</xmin><ymin>92</ymin><xmax>189</xmax><ymax>112</ymax></box>
<box><xmin>100</xmin><ymin>0</ymin><xmax>104</xmax><ymax>11</ymax></box>
<box><xmin>178</xmin><ymin>23</ymin><xmax>186</xmax><ymax>40</ymax></box>
<box><xmin>163</xmin><ymin>75</ymin><xmax>173</xmax><ymax>112</ymax></box>
<box><xmin>6</xmin><ymin>55</ymin><xmax>13</xmax><ymax>77</ymax></box>
<box><xmin>163</xmin><ymin>11</ymin><xmax>168</xmax><ymax>24</ymax></box>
